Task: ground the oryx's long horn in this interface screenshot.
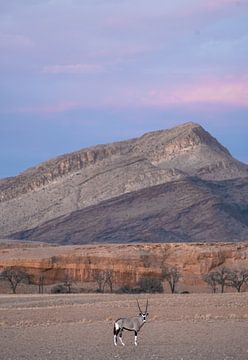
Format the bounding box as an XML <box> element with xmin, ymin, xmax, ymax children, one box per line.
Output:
<box><xmin>145</xmin><ymin>299</ymin><xmax>148</xmax><ymax>313</ymax></box>
<box><xmin>136</xmin><ymin>299</ymin><xmax>142</xmax><ymax>313</ymax></box>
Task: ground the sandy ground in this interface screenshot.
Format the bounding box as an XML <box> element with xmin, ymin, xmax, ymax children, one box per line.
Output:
<box><xmin>0</xmin><ymin>293</ymin><xmax>248</xmax><ymax>360</ymax></box>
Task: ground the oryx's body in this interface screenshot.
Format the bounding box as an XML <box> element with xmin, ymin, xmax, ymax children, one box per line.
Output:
<box><xmin>113</xmin><ymin>299</ymin><xmax>149</xmax><ymax>346</ymax></box>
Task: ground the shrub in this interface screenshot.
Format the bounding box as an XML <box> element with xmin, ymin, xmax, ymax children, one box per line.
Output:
<box><xmin>137</xmin><ymin>277</ymin><xmax>164</xmax><ymax>293</ymax></box>
<box><xmin>116</xmin><ymin>285</ymin><xmax>142</xmax><ymax>294</ymax></box>
<box><xmin>96</xmin><ymin>288</ymin><xmax>104</xmax><ymax>293</ymax></box>
<box><xmin>51</xmin><ymin>284</ymin><xmax>68</xmax><ymax>294</ymax></box>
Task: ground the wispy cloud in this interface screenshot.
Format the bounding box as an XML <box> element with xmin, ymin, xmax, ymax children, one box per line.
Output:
<box><xmin>42</xmin><ymin>44</ymin><xmax>156</xmax><ymax>75</ymax></box>
<box><xmin>138</xmin><ymin>76</ymin><xmax>248</xmax><ymax>108</ymax></box>
<box><xmin>175</xmin><ymin>0</ymin><xmax>247</xmax><ymax>17</ymax></box>
<box><xmin>102</xmin><ymin>0</ymin><xmax>246</xmax><ymax>31</ymax></box>
<box><xmin>14</xmin><ymin>75</ymin><xmax>248</xmax><ymax>114</ymax></box>
<box><xmin>92</xmin><ymin>44</ymin><xmax>156</xmax><ymax>61</ymax></box>
<box><xmin>202</xmin><ymin>0</ymin><xmax>245</xmax><ymax>10</ymax></box>
<box><xmin>17</xmin><ymin>100</ymin><xmax>84</xmax><ymax>114</ymax></box>
<box><xmin>42</xmin><ymin>63</ymin><xmax>105</xmax><ymax>75</ymax></box>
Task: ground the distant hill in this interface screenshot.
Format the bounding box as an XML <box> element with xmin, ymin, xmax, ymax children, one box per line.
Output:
<box><xmin>1</xmin><ymin>122</ymin><xmax>247</xmax><ymax>243</ymax></box>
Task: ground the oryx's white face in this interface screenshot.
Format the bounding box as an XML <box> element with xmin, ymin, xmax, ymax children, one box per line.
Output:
<box><xmin>139</xmin><ymin>312</ymin><xmax>149</xmax><ymax>322</ymax></box>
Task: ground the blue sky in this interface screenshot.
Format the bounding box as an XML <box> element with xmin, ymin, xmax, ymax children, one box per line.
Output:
<box><xmin>0</xmin><ymin>0</ymin><xmax>248</xmax><ymax>177</ymax></box>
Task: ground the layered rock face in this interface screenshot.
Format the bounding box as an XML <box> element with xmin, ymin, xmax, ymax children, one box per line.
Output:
<box><xmin>0</xmin><ymin>242</ymin><xmax>248</xmax><ymax>288</ymax></box>
<box><xmin>0</xmin><ymin>122</ymin><xmax>248</xmax><ymax>242</ymax></box>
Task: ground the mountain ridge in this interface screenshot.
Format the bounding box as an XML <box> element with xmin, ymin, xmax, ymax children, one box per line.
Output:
<box><xmin>1</xmin><ymin>121</ymin><xmax>248</xmax><ymax>242</ymax></box>
<box><xmin>0</xmin><ymin>122</ymin><xmax>243</xmax><ymax>203</ymax></box>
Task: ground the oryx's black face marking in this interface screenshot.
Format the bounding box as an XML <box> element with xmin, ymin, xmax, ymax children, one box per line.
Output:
<box><xmin>140</xmin><ymin>312</ymin><xmax>149</xmax><ymax>322</ymax></box>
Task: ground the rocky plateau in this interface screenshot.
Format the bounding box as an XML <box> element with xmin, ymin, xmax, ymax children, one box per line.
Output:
<box><xmin>0</xmin><ymin>241</ymin><xmax>248</xmax><ymax>289</ymax></box>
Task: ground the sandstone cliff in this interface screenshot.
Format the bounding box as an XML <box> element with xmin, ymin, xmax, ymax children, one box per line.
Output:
<box><xmin>1</xmin><ymin>122</ymin><xmax>247</xmax><ymax>241</ymax></box>
<box><xmin>0</xmin><ymin>242</ymin><xmax>248</xmax><ymax>289</ymax></box>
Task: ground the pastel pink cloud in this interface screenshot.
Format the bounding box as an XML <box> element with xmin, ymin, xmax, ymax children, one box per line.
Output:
<box><xmin>16</xmin><ymin>76</ymin><xmax>248</xmax><ymax>114</ymax></box>
<box><xmin>141</xmin><ymin>77</ymin><xmax>248</xmax><ymax>107</ymax></box>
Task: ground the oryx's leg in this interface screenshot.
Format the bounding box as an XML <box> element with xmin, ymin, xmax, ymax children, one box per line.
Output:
<box><xmin>134</xmin><ymin>331</ymin><xmax>138</xmax><ymax>346</ymax></box>
<box><xmin>113</xmin><ymin>323</ymin><xmax>120</xmax><ymax>346</ymax></box>
<box><xmin>119</xmin><ymin>329</ymin><xmax>125</xmax><ymax>346</ymax></box>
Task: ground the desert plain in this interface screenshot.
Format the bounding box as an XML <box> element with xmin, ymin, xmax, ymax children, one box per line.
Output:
<box><xmin>0</xmin><ymin>292</ymin><xmax>248</xmax><ymax>360</ymax></box>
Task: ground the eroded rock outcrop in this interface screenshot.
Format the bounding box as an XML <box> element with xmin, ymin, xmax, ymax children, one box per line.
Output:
<box><xmin>1</xmin><ymin>243</ymin><xmax>248</xmax><ymax>288</ymax></box>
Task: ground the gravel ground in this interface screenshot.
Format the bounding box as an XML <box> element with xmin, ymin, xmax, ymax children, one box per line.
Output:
<box><xmin>0</xmin><ymin>293</ymin><xmax>248</xmax><ymax>360</ymax></box>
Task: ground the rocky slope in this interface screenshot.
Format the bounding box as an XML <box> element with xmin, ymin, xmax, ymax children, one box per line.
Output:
<box><xmin>0</xmin><ymin>242</ymin><xmax>248</xmax><ymax>288</ymax></box>
<box><xmin>1</xmin><ymin>122</ymin><xmax>247</xmax><ymax>241</ymax></box>
<box><xmin>11</xmin><ymin>176</ymin><xmax>248</xmax><ymax>244</ymax></box>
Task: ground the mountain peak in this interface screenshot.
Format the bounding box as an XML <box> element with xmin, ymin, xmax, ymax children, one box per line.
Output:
<box><xmin>0</xmin><ymin>122</ymin><xmax>247</xmax><ymax>239</ymax></box>
<box><xmin>0</xmin><ymin>122</ymin><xmax>246</xmax><ymax>201</ymax></box>
<box><xmin>133</xmin><ymin>121</ymin><xmax>232</xmax><ymax>170</ymax></box>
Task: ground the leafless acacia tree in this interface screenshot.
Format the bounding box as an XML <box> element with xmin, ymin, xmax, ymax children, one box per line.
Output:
<box><xmin>104</xmin><ymin>270</ymin><xmax>114</xmax><ymax>293</ymax></box>
<box><xmin>93</xmin><ymin>270</ymin><xmax>114</xmax><ymax>293</ymax></box>
<box><xmin>0</xmin><ymin>267</ymin><xmax>31</xmax><ymax>294</ymax></box>
<box><xmin>203</xmin><ymin>267</ymin><xmax>234</xmax><ymax>293</ymax></box>
<box><xmin>161</xmin><ymin>265</ymin><xmax>181</xmax><ymax>293</ymax></box>
<box><xmin>203</xmin><ymin>272</ymin><xmax>219</xmax><ymax>293</ymax></box>
<box><xmin>63</xmin><ymin>273</ymin><xmax>74</xmax><ymax>293</ymax></box>
<box><xmin>38</xmin><ymin>274</ymin><xmax>45</xmax><ymax>294</ymax></box>
<box><xmin>214</xmin><ymin>267</ymin><xmax>234</xmax><ymax>293</ymax></box>
<box><xmin>93</xmin><ymin>270</ymin><xmax>106</xmax><ymax>292</ymax></box>
<box><xmin>228</xmin><ymin>269</ymin><xmax>248</xmax><ymax>292</ymax></box>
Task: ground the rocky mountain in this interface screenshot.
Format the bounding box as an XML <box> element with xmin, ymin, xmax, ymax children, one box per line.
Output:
<box><xmin>1</xmin><ymin>122</ymin><xmax>248</xmax><ymax>243</ymax></box>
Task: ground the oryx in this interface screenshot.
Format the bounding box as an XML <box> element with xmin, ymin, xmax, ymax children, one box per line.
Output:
<box><xmin>113</xmin><ymin>299</ymin><xmax>149</xmax><ymax>346</ymax></box>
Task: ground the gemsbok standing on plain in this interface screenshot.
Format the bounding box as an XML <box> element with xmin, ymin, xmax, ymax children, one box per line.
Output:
<box><xmin>113</xmin><ymin>299</ymin><xmax>149</xmax><ymax>346</ymax></box>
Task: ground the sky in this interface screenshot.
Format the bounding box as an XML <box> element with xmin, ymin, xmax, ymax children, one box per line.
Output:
<box><xmin>0</xmin><ymin>0</ymin><xmax>248</xmax><ymax>178</ymax></box>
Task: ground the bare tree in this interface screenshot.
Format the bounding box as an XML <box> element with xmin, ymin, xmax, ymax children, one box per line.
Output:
<box><xmin>0</xmin><ymin>267</ymin><xmax>31</xmax><ymax>294</ymax></box>
<box><xmin>93</xmin><ymin>270</ymin><xmax>106</xmax><ymax>292</ymax></box>
<box><xmin>228</xmin><ymin>269</ymin><xmax>248</xmax><ymax>292</ymax></box>
<box><xmin>215</xmin><ymin>267</ymin><xmax>234</xmax><ymax>293</ymax></box>
<box><xmin>203</xmin><ymin>272</ymin><xmax>219</xmax><ymax>293</ymax></box>
<box><xmin>161</xmin><ymin>265</ymin><xmax>181</xmax><ymax>294</ymax></box>
<box><xmin>38</xmin><ymin>274</ymin><xmax>45</xmax><ymax>294</ymax></box>
<box><xmin>63</xmin><ymin>273</ymin><xmax>73</xmax><ymax>293</ymax></box>
<box><xmin>204</xmin><ymin>267</ymin><xmax>233</xmax><ymax>293</ymax></box>
<box><xmin>104</xmin><ymin>270</ymin><xmax>114</xmax><ymax>293</ymax></box>
<box><xmin>93</xmin><ymin>270</ymin><xmax>114</xmax><ymax>293</ymax></box>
